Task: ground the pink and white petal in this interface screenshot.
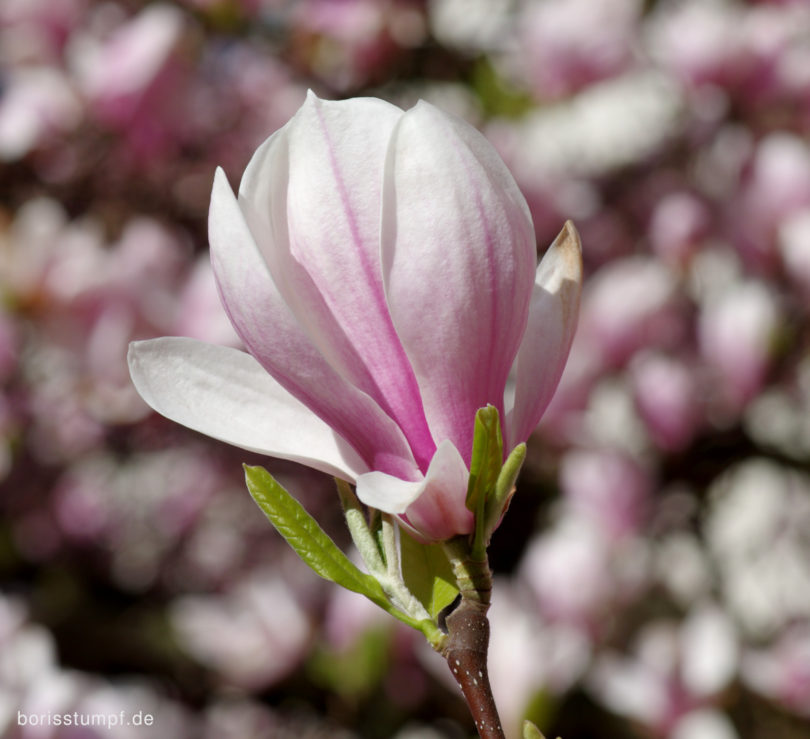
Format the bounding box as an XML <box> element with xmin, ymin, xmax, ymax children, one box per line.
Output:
<box><xmin>127</xmin><ymin>337</ymin><xmax>368</xmax><ymax>481</ymax></box>
<box><xmin>355</xmin><ymin>471</ymin><xmax>425</xmax><ymax>516</ymax></box>
<box><xmin>238</xmin><ymin>93</ymin><xmax>435</xmax><ymax>471</ymax></box>
<box><xmin>356</xmin><ymin>440</ymin><xmax>471</xmax><ymax>542</ymax></box>
<box><xmin>402</xmin><ymin>440</ymin><xmax>473</xmax><ymax>541</ymax></box>
<box><xmin>209</xmin><ymin>168</ymin><xmax>420</xmax><ymax>482</ymax></box>
<box><xmin>381</xmin><ymin>101</ymin><xmax>536</xmax><ymax>463</ymax></box>
<box><xmin>507</xmin><ymin>222</ymin><xmax>583</xmax><ymax>449</ymax></box>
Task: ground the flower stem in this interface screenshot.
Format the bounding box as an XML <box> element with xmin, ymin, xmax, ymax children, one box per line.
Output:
<box><xmin>441</xmin><ymin>538</ymin><xmax>504</xmax><ymax>739</ymax></box>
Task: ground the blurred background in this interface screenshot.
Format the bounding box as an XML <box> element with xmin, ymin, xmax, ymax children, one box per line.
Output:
<box><xmin>2</xmin><ymin>0</ymin><xmax>810</xmax><ymax>737</ymax></box>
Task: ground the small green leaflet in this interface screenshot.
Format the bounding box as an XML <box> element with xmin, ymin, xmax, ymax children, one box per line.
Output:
<box><xmin>399</xmin><ymin>530</ymin><xmax>459</xmax><ymax>619</ymax></box>
<box><xmin>465</xmin><ymin>405</ymin><xmax>503</xmax><ymax>514</ymax></box>
<box><xmin>483</xmin><ymin>442</ymin><xmax>526</xmax><ymax>542</ymax></box>
<box><xmin>465</xmin><ymin>405</ymin><xmax>504</xmax><ymax>558</ymax></box>
<box><xmin>245</xmin><ymin>465</ymin><xmax>393</xmax><ymax>613</ymax></box>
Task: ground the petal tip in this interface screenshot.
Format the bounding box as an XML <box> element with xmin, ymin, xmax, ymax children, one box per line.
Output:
<box><xmin>126</xmin><ymin>339</ymin><xmax>148</xmax><ymax>372</ymax></box>
<box><xmin>210</xmin><ymin>167</ymin><xmax>236</xmax><ymax>207</ymax></box>
<box><xmin>554</xmin><ymin>221</ymin><xmax>584</xmax><ymax>282</ymax></box>
<box><xmin>553</xmin><ymin>220</ymin><xmax>582</xmax><ymax>264</ymax></box>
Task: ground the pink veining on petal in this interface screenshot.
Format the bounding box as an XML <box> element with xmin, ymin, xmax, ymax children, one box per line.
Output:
<box><xmin>209</xmin><ymin>167</ymin><xmax>420</xmax><ymax>482</ymax></box>
<box><xmin>382</xmin><ymin>101</ymin><xmax>536</xmax><ymax>463</ymax></box>
<box><xmin>239</xmin><ymin>94</ymin><xmax>436</xmax><ymax>471</ymax></box>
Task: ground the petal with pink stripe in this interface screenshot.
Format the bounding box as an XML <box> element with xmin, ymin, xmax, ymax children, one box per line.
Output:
<box><xmin>209</xmin><ymin>167</ymin><xmax>420</xmax><ymax>482</ymax></box>
<box><xmin>381</xmin><ymin>101</ymin><xmax>536</xmax><ymax>462</ymax></box>
<box><xmin>238</xmin><ymin>93</ymin><xmax>435</xmax><ymax>471</ymax></box>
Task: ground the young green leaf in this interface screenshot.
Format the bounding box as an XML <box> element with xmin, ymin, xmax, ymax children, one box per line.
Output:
<box><xmin>465</xmin><ymin>405</ymin><xmax>504</xmax><ymax>514</ymax></box>
<box><xmin>483</xmin><ymin>442</ymin><xmax>526</xmax><ymax>543</ymax></box>
<box><xmin>399</xmin><ymin>530</ymin><xmax>459</xmax><ymax>619</ymax></box>
<box><xmin>245</xmin><ymin>465</ymin><xmax>394</xmax><ymax>613</ymax></box>
<box><xmin>466</xmin><ymin>405</ymin><xmax>503</xmax><ymax>512</ymax></box>
<box><xmin>336</xmin><ymin>478</ymin><xmax>385</xmax><ymax>576</ymax></box>
<box><xmin>466</xmin><ymin>405</ymin><xmax>504</xmax><ymax>558</ymax></box>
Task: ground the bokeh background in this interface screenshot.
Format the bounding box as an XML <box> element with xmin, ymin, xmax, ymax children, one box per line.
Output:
<box><xmin>2</xmin><ymin>0</ymin><xmax>810</xmax><ymax>737</ymax></box>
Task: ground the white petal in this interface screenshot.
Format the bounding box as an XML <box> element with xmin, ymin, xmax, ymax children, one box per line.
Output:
<box><xmin>355</xmin><ymin>471</ymin><xmax>424</xmax><ymax>515</ymax></box>
<box><xmin>128</xmin><ymin>337</ymin><xmax>369</xmax><ymax>481</ymax></box>
<box><xmin>508</xmin><ymin>221</ymin><xmax>583</xmax><ymax>449</ymax></box>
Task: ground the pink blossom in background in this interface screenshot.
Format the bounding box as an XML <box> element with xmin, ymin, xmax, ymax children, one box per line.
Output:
<box><xmin>173</xmin><ymin>257</ymin><xmax>242</xmax><ymax>347</ymax></box>
<box><xmin>577</xmin><ymin>256</ymin><xmax>682</xmax><ymax>368</ymax></box>
<box><xmin>698</xmin><ymin>280</ymin><xmax>781</xmax><ymax>412</ymax></box>
<box><xmin>779</xmin><ymin>209</ymin><xmax>810</xmax><ymax>295</ymax></box>
<box><xmin>630</xmin><ymin>352</ymin><xmax>703</xmax><ymax>452</ymax></box>
<box><xmin>737</xmin><ymin>5</ymin><xmax>810</xmax><ymax>104</ymax></box>
<box><xmin>647</xmin><ymin>1</ymin><xmax>746</xmax><ymax>90</ymax></box>
<box><xmin>519</xmin><ymin>0</ymin><xmax>641</xmax><ymax>100</ymax></box>
<box><xmin>72</xmin><ymin>4</ymin><xmax>189</xmax><ymax>160</ymax></box>
<box><xmin>705</xmin><ymin>460</ymin><xmax>810</xmax><ymax>639</ymax></box>
<box><xmin>589</xmin><ymin>605</ymin><xmax>739</xmax><ymax>738</ymax></box>
<box><xmin>322</xmin><ymin>572</ymin><xmax>393</xmax><ymax>652</ymax></box>
<box><xmin>743</xmin><ymin>627</ymin><xmax>810</xmax><ymax>718</ymax></box>
<box><xmin>560</xmin><ymin>447</ymin><xmax>651</xmax><ymax>540</ymax></box>
<box><xmin>519</xmin><ymin>514</ymin><xmax>647</xmax><ymax>634</ymax></box>
<box><xmin>0</xmin><ymin>67</ymin><xmax>82</xmax><ymax>160</ymax></box>
<box><xmin>648</xmin><ymin>191</ymin><xmax>711</xmax><ymax>269</ymax></box>
<box><xmin>731</xmin><ymin>133</ymin><xmax>810</xmax><ymax>271</ymax></box>
<box><xmin>290</xmin><ymin>0</ymin><xmax>426</xmax><ymax>91</ymax></box>
<box><xmin>0</xmin><ymin>0</ymin><xmax>85</xmax><ymax>63</ymax></box>
<box><xmin>171</xmin><ymin>569</ymin><xmax>314</xmax><ymax>690</ymax></box>
<box><xmin>129</xmin><ymin>93</ymin><xmax>582</xmax><ymax>541</ymax></box>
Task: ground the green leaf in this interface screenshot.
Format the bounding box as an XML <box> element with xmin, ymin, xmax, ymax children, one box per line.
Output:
<box><xmin>466</xmin><ymin>405</ymin><xmax>503</xmax><ymax>558</ymax></box>
<box><xmin>246</xmin><ymin>466</ymin><xmax>446</xmax><ymax>643</ymax></box>
<box><xmin>399</xmin><ymin>530</ymin><xmax>459</xmax><ymax>619</ymax></box>
<box><xmin>465</xmin><ymin>405</ymin><xmax>503</xmax><ymax>512</ymax></box>
<box><xmin>483</xmin><ymin>442</ymin><xmax>526</xmax><ymax>542</ymax></box>
<box><xmin>245</xmin><ymin>465</ymin><xmax>391</xmax><ymax>608</ymax></box>
<box><xmin>336</xmin><ymin>478</ymin><xmax>385</xmax><ymax>576</ymax></box>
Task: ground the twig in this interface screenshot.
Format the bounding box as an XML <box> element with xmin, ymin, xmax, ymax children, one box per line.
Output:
<box><xmin>441</xmin><ymin>538</ymin><xmax>504</xmax><ymax>739</ymax></box>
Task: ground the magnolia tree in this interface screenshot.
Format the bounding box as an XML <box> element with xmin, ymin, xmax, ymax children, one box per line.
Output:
<box><xmin>128</xmin><ymin>92</ymin><xmax>582</xmax><ymax>738</ymax></box>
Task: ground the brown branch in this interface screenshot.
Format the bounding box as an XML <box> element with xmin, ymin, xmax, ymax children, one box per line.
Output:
<box><xmin>443</xmin><ymin>597</ymin><xmax>504</xmax><ymax>738</ymax></box>
<box><xmin>440</xmin><ymin>539</ymin><xmax>504</xmax><ymax>738</ymax></box>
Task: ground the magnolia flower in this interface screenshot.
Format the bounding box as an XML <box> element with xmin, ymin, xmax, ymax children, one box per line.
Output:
<box><xmin>128</xmin><ymin>93</ymin><xmax>581</xmax><ymax>541</ymax></box>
